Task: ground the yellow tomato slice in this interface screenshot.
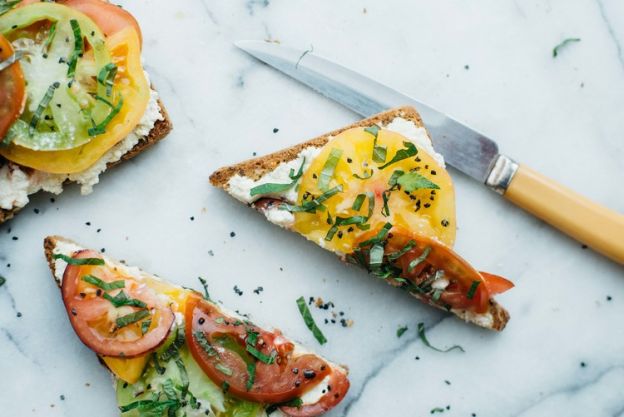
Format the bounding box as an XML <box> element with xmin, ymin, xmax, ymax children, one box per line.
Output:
<box><xmin>294</xmin><ymin>127</ymin><xmax>456</xmax><ymax>253</ymax></box>
<box><xmin>0</xmin><ymin>27</ymin><xmax>149</xmax><ymax>174</ymax></box>
<box><xmin>101</xmin><ymin>354</ymin><xmax>151</xmax><ymax>384</ymax></box>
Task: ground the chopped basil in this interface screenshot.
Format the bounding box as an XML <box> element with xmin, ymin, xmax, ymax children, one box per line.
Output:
<box><xmin>115</xmin><ymin>309</ymin><xmax>150</xmax><ymax>329</ymax></box>
<box><xmin>417</xmin><ymin>322</ymin><xmax>465</xmax><ymax>353</ymax></box>
<box><xmin>0</xmin><ymin>0</ymin><xmax>21</xmax><ymax>15</ymax></box>
<box><xmin>0</xmin><ymin>275</ymin><xmax>4</xmax><ymax>287</ymax></box>
<box><xmin>53</xmin><ymin>253</ymin><xmax>104</xmax><ymax>266</ymax></box>
<box><xmin>197</xmin><ymin>276</ymin><xmax>211</xmax><ymax>300</ymax></box>
<box><xmin>364</xmin><ymin>125</ymin><xmax>380</xmax><ymax>137</ymax></box>
<box><xmin>103</xmin><ymin>291</ymin><xmax>147</xmax><ymax>308</ymax></box>
<box><xmin>317</xmin><ymin>148</ymin><xmax>342</xmax><ymax>191</ymax></box>
<box><xmin>366</xmin><ymin>192</ymin><xmax>375</xmax><ymax>218</ymax></box>
<box><xmin>119</xmin><ymin>399</ymin><xmax>179</xmax><ymax>414</ymax></box>
<box><xmin>215</xmin><ymin>363</ymin><xmax>233</xmax><ymax>376</ymax></box>
<box><xmin>162</xmin><ymin>378</ymin><xmax>177</xmax><ymax>400</ymax></box>
<box><xmin>432</xmin><ymin>289</ymin><xmax>443</xmax><ymax>302</ymax></box>
<box><xmin>353</xmin><ymin>169</ymin><xmax>373</xmax><ymax>180</ymax></box>
<box><xmin>296</xmin><ymin>296</ymin><xmax>327</xmax><ymax>345</ymax></box>
<box><xmin>140</xmin><ymin>319</ymin><xmax>151</xmax><ymax>335</ymax></box>
<box><xmin>246</xmin><ymin>329</ymin><xmax>276</xmax><ymax>364</ymax></box>
<box><xmin>266</xmin><ymin>398</ymin><xmax>303</xmax><ymax>414</ymax></box>
<box><xmin>194</xmin><ymin>331</ymin><xmax>219</xmax><ymax>357</ymax></box>
<box><xmin>88</xmin><ymin>95</ymin><xmax>123</xmax><ymax>136</ymax></box>
<box><xmin>358</xmin><ymin>222</ymin><xmax>392</xmax><ymax>247</ymax></box>
<box><xmin>81</xmin><ymin>274</ymin><xmax>125</xmax><ymax>291</ymax></box>
<box><xmin>352</xmin><ymin>194</ymin><xmax>366</xmax><ymax>211</ymax></box>
<box><xmin>388</xmin><ymin>169</ymin><xmax>404</xmax><ymax>188</ymax></box>
<box><xmin>431</xmin><ymin>407</ymin><xmax>445</xmax><ymax>414</ymax></box>
<box><xmin>553</xmin><ymin>37</ymin><xmax>581</xmax><ymax>58</ymax></box>
<box><xmin>324</xmin><ymin>224</ymin><xmax>339</xmax><ymax>241</ymax></box>
<box><xmin>30</xmin><ymin>81</ymin><xmax>60</xmax><ymax>135</ymax></box>
<box><xmin>246</xmin><ymin>362</ymin><xmax>256</xmax><ymax>390</ymax></box>
<box><xmin>387</xmin><ymin>240</ymin><xmax>416</xmax><ymax>261</ymax></box>
<box><xmin>97</xmin><ymin>63</ymin><xmax>117</xmax><ymax>97</ymax></box>
<box><xmin>325</xmin><ymin>215</ymin><xmax>369</xmax><ymax>241</ymax></box>
<box><xmin>67</xmin><ymin>19</ymin><xmax>83</xmax><ymax>79</ymax></box>
<box><xmin>365</xmin><ymin>125</ymin><xmax>387</xmax><ymax>163</ymax></box>
<box><xmin>381</xmin><ymin>190</ymin><xmax>391</xmax><ymax>217</ymax></box>
<box><xmin>43</xmin><ymin>21</ymin><xmax>57</xmax><ymax>52</ymax></box>
<box><xmin>250</xmin><ymin>158</ymin><xmax>306</xmax><ymax>196</ymax></box>
<box><xmin>407</xmin><ymin>246</ymin><xmax>431</xmax><ymax>272</ymax></box>
<box><xmin>397</xmin><ymin>171</ymin><xmax>440</xmax><ymax>192</ymax></box>
<box><xmin>466</xmin><ymin>280</ymin><xmax>481</xmax><ymax>299</ymax></box>
<box><xmin>222</xmin><ymin>381</ymin><xmax>230</xmax><ymax>393</ymax></box>
<box><xmin>368</xmin><ymin>243</ymin><xmax>385</xmax><ymax>268</ymax></box>
<box><xmin>280</xmin><ymin>185</ymin><xmax>342</xmax><ymax>213</ymax></box>
<box><xmin>396</xmin><ymin>325</ymin><xmax>408</xmax><ymax>338</ymax></box>
<box><xmin>378</xmin><ymin>141</ymin><xmax>417</xmax><ymax>170</ymax></box>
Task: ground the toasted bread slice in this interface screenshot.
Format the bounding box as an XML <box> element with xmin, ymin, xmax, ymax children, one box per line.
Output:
<box><xmin>0</xmin><ymin>98</ymin><xmax>172</xmax><ymax>225</ymax></box>
<box><xmin>43</xmin><ymin>235</ymin><xmax>350</xmax><ymax>416</ymax></box>
<box><xmin>210</xmin><ymin>106</ymin><xmax>510</xmax><ymax>331</ymax></box>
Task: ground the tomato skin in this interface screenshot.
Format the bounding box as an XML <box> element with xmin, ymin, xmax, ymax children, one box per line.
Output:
<box><xmin>480</xmin><ymin>272</ymin><xmax>514</xmax><ymax>296</ymax></box>
<box><xmin>61</xmin><ymin>250</ymin><xmax>174</xmax><ymax>357</ymax></box>
<box><xmin>57</xmin><ymin>0</ymin><xmax>142</xmax><ymax>45</ymax></box>
<box><xmin>280</xmin><ymin>368</ymin><xmax>350</xmax><ymax>417</ymax></box>
<box><xmin>185</xmin><ymin>295</ymin><xmax>345</xmax><ymax>406</ymax></box>
<box><xmin>0</xmin><ymin>34</ymin><xmax>25</xmax><ymax>140</ymax></box>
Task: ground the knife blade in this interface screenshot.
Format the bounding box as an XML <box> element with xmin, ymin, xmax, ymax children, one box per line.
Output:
<box><xmin>235</xmin><ymin>40</ymin><xmax>499</xmax><ymax>184</ymax></box>
<box><xmin>234</xmin><ymin>40</ymin><xmax>624</xmax><ymax>264</ymax></box>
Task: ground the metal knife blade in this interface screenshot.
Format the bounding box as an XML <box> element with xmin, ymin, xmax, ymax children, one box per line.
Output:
<box><xmin>235</xmin><ymin>40</ymin><xmax>499</xmax><ymax>184</ymax></box>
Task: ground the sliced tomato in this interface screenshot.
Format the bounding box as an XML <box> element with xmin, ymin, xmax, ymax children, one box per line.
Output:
<box><xmin>0</xmin><ymin>34</ymin><xmax>25</xmax><ymax>140</ymax></box>
<box><xmin>57</xmin><ymin>0</ymin><xmax>142</xmax><ymax>46</ymax></box>
<box><xmin>186</xmin><ymin>295</ymin><xmax>348</xmax><ymax>406</ymax></box>
<box><xmin>361</xmin><ymin>227</ymin><xmax>512</xmax><ymax>314</ymax></box>
<box><xmin>280</xmin><ymin>368</ymin><xmax>350</xmax><ymax>417</ymax></box>
<box><xmin>61</xmin><ymin>249</ymin><xmax>174</xmax><ymax>357</ymax></box>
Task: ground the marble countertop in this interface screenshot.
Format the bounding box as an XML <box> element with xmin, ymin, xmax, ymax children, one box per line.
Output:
<box><xmin>1</xmin><ymin>0</ymin><xmax>623</xmax><ymax>416</ymax></box>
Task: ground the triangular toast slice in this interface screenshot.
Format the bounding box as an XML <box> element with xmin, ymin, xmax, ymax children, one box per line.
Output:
<box><xmin>210</xmin><ymin>107</ymin><xmax>512</xmax><ymax>331</ymax></box>
<box><xmin>44</xmin><ymin>236</ymin><xmax>349</xmax><ymax>417</ymax></box>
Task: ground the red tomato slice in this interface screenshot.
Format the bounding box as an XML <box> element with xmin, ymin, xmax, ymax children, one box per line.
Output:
<box><xmin>371</xmin><ymin>227</ymin><xmax>511</xmax><ymax>313</ymax></box>
<box><xmin>280</xmin><ymin>368</ymin><xmax>350</xmax><ymax>416</ymax></box>
<box><xmin>185</xmin><ymin>295</ymin><xmax>348</xmax><ymax>407</ymax></box>
<box><xmin>57</xmin><ymin>0</ymin><xmax>142</xmax><ymax>45</ymax></box>
<box><xmin>480</xmin><ymin>271</ymin><xmax>514</xmax><ymax>295</ymax></box>
<box><xmin>61</xmin><ymin>250</ymin><xmax>174</xmax><ymax>357</ymax></box>
<box><xmin>0</xmin><ymin>34</ymin><xmax>25</xmax><ymax>140</ymax></box>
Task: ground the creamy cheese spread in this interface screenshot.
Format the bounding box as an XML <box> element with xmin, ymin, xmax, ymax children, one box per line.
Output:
<box><xmin>0</xmin><ymin>87</ymin><xmax>162</xmax><ymax>210</ymax></box>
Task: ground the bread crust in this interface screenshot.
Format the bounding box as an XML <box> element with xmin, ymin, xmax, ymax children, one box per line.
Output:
<box><xmin>210</xmin><ymin>106</ymin><xmax>510</xmax><ymax>331</ymax></box>
<box><xmin>0</xmin><ymin>99</ymin><xmax>172</xmax><ymax>225</ymax></box>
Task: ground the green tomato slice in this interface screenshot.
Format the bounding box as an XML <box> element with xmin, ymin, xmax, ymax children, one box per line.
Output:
<box><xmin>0</xmin><ymin>3</ymin><xmax>114</xmax><ymax>151</ymax></box>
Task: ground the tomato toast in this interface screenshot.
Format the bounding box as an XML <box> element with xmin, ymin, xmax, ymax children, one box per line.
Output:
<box><xmin>210</xmin><ymin>107</ymin><xmax>513</xmax><ymax>331</ymax></box>
<box><xmin>0</xmin><ymin>0</ymin><xmax>172</xmax><ymax>224</ymax></box>
<box><xmin>44</xmin><ymin>236</ymin><xmax>350</xmax><ymax>417</ymax></box>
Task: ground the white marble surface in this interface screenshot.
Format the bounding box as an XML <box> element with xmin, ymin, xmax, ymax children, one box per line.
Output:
<box><xmin>1</xmin><ymin>0</ymin><xmax>624</xmax><ymax>416</ymax></box>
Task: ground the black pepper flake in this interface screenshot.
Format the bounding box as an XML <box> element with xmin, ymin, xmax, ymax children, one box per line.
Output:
<box><xmin>71</xmin><ymin>308</ymin><xmax>77</xmax><ymax>316</ymax></box>
<box><xmin>59</xmin><ymin>395</ymin><xmax>65</xmax><ymax>401</ymax></box>
<box><xmin>312</xmin><ymin>173</ymin><xmax>318</xmax><ymax>179</ymax></box>
<box><xmin>85</xmin><ymin>222</ymin><xmax>91</xmax><ymax>226</ymax></box>
<box><xmin>253</xmin><ymin>286</ymin><xmax>264</xmax><ymax>295</ymax></box>
<box><xmin>337</xmin><ymin>231</ymin><xmax>343</xmax><ymax>239</ymax></box>
<box><xmin>101</xmin><ymin>248</ymin><xmax>106</xmax><ymax>253</ymax></box>
<box><xmin>230</xmin><ymin>231</ymin><xmax>236</xmax><ymax>237</ymax></box>
<box><xmin>97</xmin><ymin>228</ymin><xmax>101</xmax><ymax>233</ymax></box>
<box><xmin>198</xmin><ymin>317</ymin><xmax>205</xmax><ymax>325</ymax></box>
<box><xmin>415</xmin><ymin>356</ymin><xmax>420</xmax><ymax>360</ymax></box>
<box><xmin>273</xmin><ymin>128</ymin><xmax>279</xmax><ymax>133</ymax></box>
<box><xmin>34</xmin><ymin>208</ymin><xmax>40</xmax><ymax>214</ymax></box>
<box><xmin>16</xmin><ymin>312</ymin><xmax>22</xmax><ymax>318</ymax></box>
<box><xmin>580</xmin><ymin>361</ymin><xmax>586</xmax><ymax>368</ymax></box>
<box><xmin>303</xmin><ymin>369</ymin><xmax>316</xmax><ymax>379</ymax></box>
<box><xmin>347</xmin><ymin>158</ymin><xmax>353</xmax><ymax>163</ymax></box>
<box><xmin>294</xmin><ymin>380</ymin><xmax>301</xmax><ymax>387</ymax></box>
<box><xmin>416</xmin><ymin>157</ymin><xmax>421</xmax><ymax>162</ymax></box>
<box><xmin>347</xmin><ymin>227</ymin><xmax>354</xmax><ymax>233</ymax></box>
<box><xmin>581</xmin><ymin>244</ymin><xmax>588</xmax><ymax>249</ymax></box>
<box><xmin>607</xmin><ymin>295</ymin><xmax>612</xmax><ymax>301</ymax></box>
<box><xmin>190</xmin><ymin>216</ymin><xmax>195</xmax><ymax>221</ymax></box>
<box><xmin>424</xmin><ymin>203</ymin><xmax>431</xmax><ymax>208</ymax></box>
<box><xmin>441</xmin><ymin>219</ymin><xmax>450</xmax><ymax>227</ymax></box>
<box><xmin>233</xmin><ymin>285</ymin><xmax>243</xmax><ymax>296</ymax></box>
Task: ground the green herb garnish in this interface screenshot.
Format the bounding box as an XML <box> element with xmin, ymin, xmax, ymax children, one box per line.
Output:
<box><xmin>246</xmin><ymin>329</ymin><xmax>276</xmax><ymax>364</ymax></box>
<box><xmin>431</xmin><ymin>407</ymin><xmax>446</xmax><ymax>414</ymax></box>
<box><xmin>250</xmin><ymin>158</ymin><xmax>306</xmax><ymax>196</ymax></box>
<box><xmin>140</xmin><ymin>319</ymin><xmax>151</xmax><ymax>335</ymax></box>
<box><xmin>246</xmin><ymin>362</ymin><xmax>256</xmax><ymax>391</ymax></box>
<box><xmin>388</xmin><ymin>169</ymin><xmax>404</xmax><ymax>188</ymax></box>
<box><xmin>115</xmin><ymin>309</ymin><xmax>150</xmax><ymax>329</ymax></box>
<box><xmin>407</xmin><ymin>246</ymin><xmax>431</xmax><ymax>272</ymax></box>
<box><xmin>197</xmin><ymin>276</ymin><xmax>210</xmax><ymax>300</ymax></box>
<box><xmin>553</xmin><ymin>37</ymin><xmax>581</xmax><ymax>58</ymax></box>
<box><xmin>358</xmin><ymin>222</ymin><xmax>392</xmax><ymax>247</ymax></box>
<box><xmin>43</xmin><ymin>21</ymin><xmax>57</xmax><ymax>52</ymax></box>
<box><xmin>381</xmin><ymin>190</ymin><xmax>391</xmax><ymax>216</ymax></box>
<box><xmin>82</xmin><ymin>274</ymin><xmax>125</xmax><ymax>291</ymax></box>
<box><xmin>67</xmin><ymin>19</ymin><xmax>83</xmax><ymax>79</ymax></box>
<box><xmin>296</xmin><ymin>296</ymin><xmax>327</xmax><ymax>345</ymax></box>
<box><xmin>396</xmin><ymin>325</ymin><xmax>408</xmax><ymax>338</ymax></box>
<box><xmin>119</xmin><ymin>399</ymin><xmax>180</xmax><ymax>414</ymax></box>
<box><xmin>379</xmin><ymin>141</ymin><xmax>417</xmax><ymax>170</ymax></box>
<box><xmin>352</xmin><ymin>193</ymin><xmax>366</xmax><ymax>211</ymax></box>
<box><xmin>397</xmin><ymin>171</ymin><xmax>439</xmax><ymax>192</ymax></box>
<box><xmin>194</xmin><ymin>331</ymin><xmax>219</xmax><ymax>357</ymax></box>
<box><xmin>365</xmin><ymin>125</ymin><xmax>387</xmax><ymax>163</ymax></box>
<box><xmin>30</xmin><ymin>81</ymin><xmax>59</xmax><ymax>135</ymax></box>
<box><xmin>88</xmin><ymin>95</ymin><xmax>123</xmax><ymax>136</ymax></box>
<box><xmin>466</xmin><ymin>280</ymin><xmax>481</xmax><ymax>300</ymax></box>
<box><xmin>353</xmin><ymin>169</ymin><xmax>373</xmax><ymax>180</ymax></box>
<box><xmin>280</xmin><ymin>185</ymin><xmax>342</xmax><ymax>213</ymax></box>
<box><xmin>368</xmin><ymin>243</ymin><xmax>385</xmax><ymax>268</ymax></box>
<box><xmin>97</xmin><ymin>63</ymin><xmax>117</xmax><ymax>97</ymax></box>
<box><xmin>0</xmin><ymin>275</ymin><xmax>5</xmax><ymax>288</ymax></box>
<box><xmin>222</xmin><ymin>381</ymin><xmax>230</xmax><ymax>393</ymax></box>
<box><xmin>0</xmin><ymin>0</ymin><xmax>20</xmax><ymax>16</ymax></box>
<box><xmin>103</xmin><ymin>291</ymin><xmax>147</xmax><ymax>308</ymax></box>
<box><xmin>387</xmin><ymin>240</ymin><xmax>416</xmax><ymax>261</ymax></box>
<box><xmin>53</xmin><ymin>253</ymin><xmax>105</xmax><ymax>266</ymax></box>
<box><xmin>417</xmin><ymin>322</ymin><xmax>465</xmax><ymax>353</ymax></box>
<box><xmin>318</xmin><ymin>148</ymin><xmax>342</xmax><ymax>191</ymax></box>
<box><xmin>215</xmin><ymin>363</ymin><xmax>233</xmax><ymax>376</ymax></box>
<box><xmin>162</xmin><ymin>379</ymin><xmax>177</xmax><ymax>400</ymax></box>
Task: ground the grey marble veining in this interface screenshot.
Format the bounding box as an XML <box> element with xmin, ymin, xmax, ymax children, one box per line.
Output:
<box><xmin>1</xmin><ymin>1</ymin><xmax>623</xmax><ymax>416</ymax></box>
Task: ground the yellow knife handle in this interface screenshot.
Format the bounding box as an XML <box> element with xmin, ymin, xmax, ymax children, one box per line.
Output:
<box><xmin>502</xmin><ymin>164</ymin><xmax>624</xmax><ymax>264</ymax></box>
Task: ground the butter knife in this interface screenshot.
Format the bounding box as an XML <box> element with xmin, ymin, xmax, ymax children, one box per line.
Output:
<box><xmin>235</xmin><ymin>40</ymin><xmax>624</xmax><ymax>264</ymax></box>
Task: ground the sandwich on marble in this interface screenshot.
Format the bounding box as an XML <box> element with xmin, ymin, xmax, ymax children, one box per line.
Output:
<box><xmin>44</xmin><ymin>235</ymin><xmax>350</xmax><ymax>417</ymax></box>
<box><xmin>0</xmin><ymin>0</ymin><xmax>172</xmax><ymax>224</ymax></box>
<box><xmin>211</xmin><ymin>107</ymin><xmax>514</xmax><ymax>331</ymax></box>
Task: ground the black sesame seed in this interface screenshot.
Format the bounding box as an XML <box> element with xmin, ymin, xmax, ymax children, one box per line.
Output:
<box><xmin>347</xmin><ymin>158</ymin><xmax>353</xmax><ymax>163</ymax></box>
<box><xmin>303</xmin><ymin>369</ymin><xmax>316</xmax><ymax>379</ymax></box>
<box><xmin>198</xmin><ymin>317</ymin><xmax>205</xmax><ymax>325</ymax></box>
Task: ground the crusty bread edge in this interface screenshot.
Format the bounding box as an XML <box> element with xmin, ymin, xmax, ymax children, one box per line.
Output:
<box><xmin>0</xmin><ymin>99</ymin><xmax>173</xmax><ymax>225</ymax></box>
<box><xmin>209</xmin><ymin>106</ymin><xmax>510</xmax><ymax>331</ymax></box>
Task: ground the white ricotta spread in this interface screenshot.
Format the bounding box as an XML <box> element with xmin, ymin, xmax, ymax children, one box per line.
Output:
<box><xmin>382</xmin><ymin>117</ymin><xmax>445</xmax><ymax>167</ymax></box>
<box><xmin>0</xmin><ymin>86</ymin><xmax>163</xmax><ymax>210</ymax></box>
